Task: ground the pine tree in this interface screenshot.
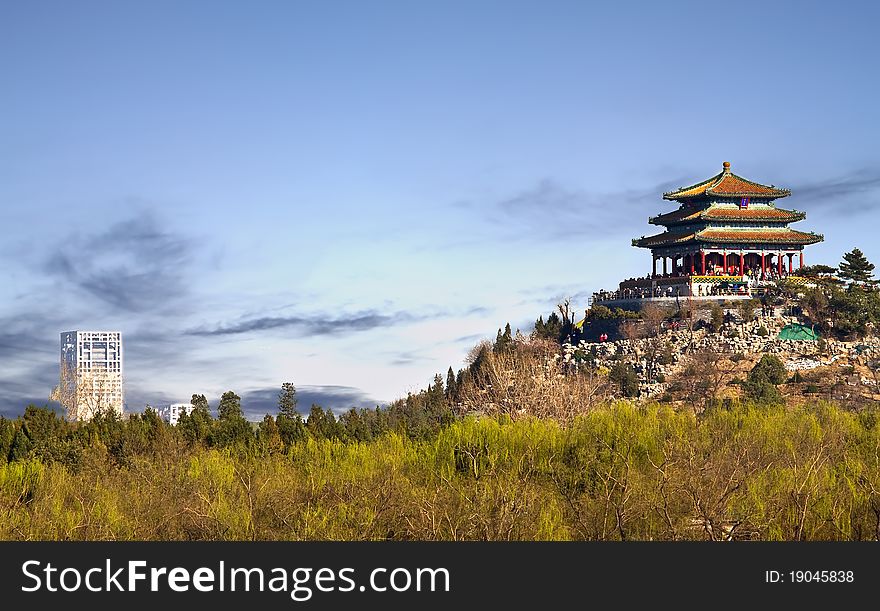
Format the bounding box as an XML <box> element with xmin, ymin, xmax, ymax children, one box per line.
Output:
<box><xmin>217</xmin><ymin>391</ymin><xmax>243</xmax><ymax>421</ymax></box>
<box><xmin>180</xmin><ymin>393</ymin><xmax>213</xmax><ymax>446</ymax></box>
<box><xmin>445</xmin><ymin>367</ymin><xmax>457</xmax><ymax>400</ymax></box>
<box><xmin>278</xmin><ymin>382</ymin><xmax>298</xmax><ymax>418</ymax></box>
<box><xmin>838</xmin><ymin>248</ymin><xmax>876</xmax><ymax>286</ymax></box>
<box><xmin>190</xmin><ymin>394</ymin><xmax>209</xmax><ymax>414</ymax></box>
<box><xmin>534</xmin><ymin>315</ymin><xmax>546</xmax><ymax>337</ymax></box>
<box><xmin>493</xmin><ymin>323</ymin><xmax>514</xmax><ymax>353</ymax></box>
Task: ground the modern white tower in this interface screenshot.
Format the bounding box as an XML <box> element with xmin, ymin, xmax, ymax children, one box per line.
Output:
<box><xmin>59</xmin><ymin>331</ymin><xmax>124</xmax><ymax>420</ymax></box>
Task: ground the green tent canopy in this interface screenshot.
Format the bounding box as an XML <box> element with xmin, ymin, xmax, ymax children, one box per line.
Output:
<box><xmin>777</xmin><ymin>323</ymin><xmax>820</xmax><ymax>341</ymax></box>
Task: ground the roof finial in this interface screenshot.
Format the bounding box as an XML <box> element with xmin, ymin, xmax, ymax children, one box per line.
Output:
<box><xmin>723</xmin><ymin>161</ymin><xmax>731</xmax><ymax>172</ymax></box>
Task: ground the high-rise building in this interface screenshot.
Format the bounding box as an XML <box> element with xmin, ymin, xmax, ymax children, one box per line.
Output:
<box><xmin>155</xmin><ymin>403</ymin><xmax>193</xmax><ymax>426</ymax></box>
<box><xmin>59</xmin><ymin>331</ymin><xmax>124</xmax><ymax>420</ymax></box>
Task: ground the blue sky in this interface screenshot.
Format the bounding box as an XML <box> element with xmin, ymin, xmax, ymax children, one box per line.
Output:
<box><xmin>2</xmin><ymin>0</ymin><xmax>879</xmax><ymax>418</ymax></box>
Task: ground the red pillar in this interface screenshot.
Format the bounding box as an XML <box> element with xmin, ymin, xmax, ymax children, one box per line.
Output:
<box><xmin>739</xmin><ymin>252</ymin><xmax>744</xmax><ymax>276</ymax></box>
<box><xmin>690</xmin><ymin>254</ymin><xmax>695</xmax><ymax>275</ymax></box>
<box><xmin>778</xmin><ymin>251</ymin><xmax>783</xmax><ymax>275</ymax></box>
<box><xmin>800</xmin><ymin>251</ymin><xmax>804</xmax><ymax>269</ymax></box>
<box><xmin>701</xmin><ymin>250</ymin><xmax>706</xmax><ymax>275</ymax></box>
<box><xmin>788</xmin><ymin>254</ymin><xmax>793</xmax><ymax>274</ymax></box>
<box><xmin>761</xmin><ymin>252</ymin><xmax>766</xmax><ymax>275</ymax></box>
<box><xmin>723</xmin><ymin>250</ymin><xmax>728</xmax><ymax>274</ymax></box>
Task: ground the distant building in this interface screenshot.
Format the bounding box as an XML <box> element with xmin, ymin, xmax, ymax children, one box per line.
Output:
<box><xmin>155</xmin><ymin>403</ymin><xmax>193</xmax><ymax>426</ymax></box>
<box><xmin>59</xmin><ymin>331</ymin><xmax>124</xmax><ymax>420</ymax></box>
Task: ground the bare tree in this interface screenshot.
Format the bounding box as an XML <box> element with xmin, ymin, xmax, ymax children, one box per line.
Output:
<box><xmin>678</xmin><ymin>349</ymin><xmax>737</xmax><ymax>413</ymax></box>
<box><xmin>51</xmin><ymin>360</ymin><xmax>123</xmax><ymax>421</ymax></box>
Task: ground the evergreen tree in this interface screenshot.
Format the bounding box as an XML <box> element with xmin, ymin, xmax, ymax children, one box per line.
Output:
<box><xmin>306</xmin><ymin>405</ymin><xmax>341</xmax><ymax>440</ymax></box>
<box><xmin>278</xmin><ymin>382</ymin><xmax>298</xmax><ymax>418</ymax></box>
<box><xmin>8</xmin><ymin>428</ymin><xmax>32</xmax><ymax>462</ymax></box>
<box><xmin>179</xmin><ymin>393</ymin><xmax>214</xmax><ymax>446</ymax></box>
<box><xmin>445</xmin><ymin>367</ymin><xmax>457</xmax><ymax>401</ymax></box>
<box><xmin>212</xmin><ymin>391</ymin><xmax>252</xmax><ymax>448</ymax></box>
<box><xmin>609</xmin><ymin>362</ymin><xmax>639</xmax><ymax>398</ymax></box>
<box><xmin>838</xmin><ymin>248</ymin><xmax>876</xmax><ymax>285</ymax></box>
<box><xmin>340</xmin><ymin>409</ymin><xmax>371</xmax><ymax>442</ymax></box>
<box><xmin>744</xmin><ymin>355</ymin><xmax>787</xmax><ymax>404</ymax></box>
<box><xmin>191</xmin><ymin>394</ymin><xmax>210</xmax><ymax>415</ymax></box>
<box><xmin>539</xmin><ymin>312</ymin><xmax>563</xmax><ymax>342</ymax></box>
<box><xmin>493</xmin><ymin>323</ymin><xmax>513</xmax><ymax>352</ymax></box>
<box><xmin>0</xmin><ymin>417</ymin><xmax>14</xmax><ymax>464</ymax></box>
<box><xmin>277</xmin><ymin>411</ymin><xmax>307</xmax><ymax>449</ymax></box>
<box><xmin>217</xmin><ymin>391</ymin><xmax>243</xmax><ymax>421</ymax></box>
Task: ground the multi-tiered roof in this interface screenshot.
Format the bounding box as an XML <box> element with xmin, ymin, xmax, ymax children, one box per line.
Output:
<box><xmin>633</xmin><ymin>161</ymin><xmax>822</xmax><ymax>251</ymax></box>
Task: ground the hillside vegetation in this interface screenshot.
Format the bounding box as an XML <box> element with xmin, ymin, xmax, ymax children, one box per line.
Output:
<box><xmin>1</xmin><ymin>401</ymin><xmax>879</xmax><ymax>541</ymax></box>
<box><xmin>2</xmin><ymin>248</ymin><xmax>879</xmax><ymax>540</ymax></box>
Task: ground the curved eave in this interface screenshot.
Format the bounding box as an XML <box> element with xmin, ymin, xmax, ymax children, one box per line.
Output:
<box><xmin>632</xmin><ymin>231</ymin><xmax>696</xmax><ymax>248</ymax></box>
<box><xmin>649</xmin><ymin>208</ymin><xmax>807</xmax><ymax>227</ymax></box>
<box><xmin>663</xmin><ymin>188</ymin><xmax>791</xmax><ymax>202</ymax></box>
<box><xmin>633</xmin><ymin>229</ymin><xmax>824</xmax><ymax>249</ymax></box>
<box><xmin>663</xmin><ymin>165</ymin><xmax>791</xmax><ymax>201</ymax></box>
<box><xmin>706</xmin><ymin>187</ymin><xmax>790</xmax><ymax>199</ymax></box>
<box><xmin>695</xmin><ymin>230</ymin><xmax>824</xmax><ymax>245</ymax></box>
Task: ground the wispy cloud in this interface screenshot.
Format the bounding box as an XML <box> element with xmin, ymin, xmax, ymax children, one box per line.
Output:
<box><xmin>42</xmin><ymin>211</ymin><xmax>193</xmax><ymax>313</ymax></box>
<box><xmin>388</xmin><ymin>350</ymin><xmax>430</xmax><ymax>366</ymax></box>
<box><xmin>486</xmin><ymin>177</ymin><xmax>685</xmax><ymax>241</ymax></box>
<box><xmin>791</xmin><ymin>169</ymin><xmax>880</xmax><ymax>211</ymax></box>
<box><xmin>186</xmin><ymin>310</ymin><xmax>426</xmax><ymax>337</ymax></box>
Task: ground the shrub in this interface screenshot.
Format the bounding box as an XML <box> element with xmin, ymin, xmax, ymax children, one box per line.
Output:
<box><xmin>756</xmin><ymin>326</ymin><xmax>769</xmax><ymax>337</ymax></box>
<box><xmin>609</xmin><ymin>362</ymin><xmax>639</xmax><ymax>398</ymax></box>
<box><xmin>743</xmin><ymin>355</ymin><xmax>787</xmax><ymax>403</ymax></box>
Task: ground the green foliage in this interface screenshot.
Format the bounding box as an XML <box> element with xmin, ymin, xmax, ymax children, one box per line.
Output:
<box><xmin>445</xmin><ymin>367</ymin><xmax>458</xmax><ymax>402</ymax></box>
<box><xmin>212</xmin><ymin>391</ymin><xmax>252</xmax><ymax>449</ymax></box>
<box><xmin>738</xmin><ymin>298</ymin><xmax>759</xmax><ymax>322</ymax></box>
<box><xmin>534</xmin><ymin>313</ymin><xmax>563</xmax><ymax>342</ymax></box>
<box><xmin>838</xmin><ymin>247</ymin><xmax>876</xmax><ymax>285</ymax></box>
<box><xmin>0</xmin><ymin>417</ymin><xmax>13</xmax><ymax>464</ymax></box>
<box><xmin>586</xmin><ymin>305</ymin><xmax>613</xmax><ymax>320</ymax></box>
<box><xmin>218</xmin><ymin>391</ymin><xmax>243</xmax><ymax>421</ymax></box>
<box><xmin>744</xmin><ymin>355</ymin><xmax>787</xmax><ymax>404</ymax></box>
<box><xmin>756</xmin><ymin>326</ymin><xmax>769</xmax><ymax>337</ymax></box>
<box><xmin>609</xmin><ymin>362</ymin><xmax>639</xmax><ymax>398</ymax></box>
<box><xmin>1</xmin><ymin>403</ymin><xmax>880</xmax><ymax>541</ymax></box>
<box><xmin>191</xmin><ymin>394</ymin><xmax>209</xmax><ymax>413</ymax></box>
<box><xmin>494</xmin><ymin>323</ymin><xmax>513</xmax><ymax>353</ymax></box>
<box><xmin>794</xmin><ymin>264</ymin><xmax>838</xmax><ymax>277</ymax></box>
<box><xmin>277</xmin><ymin>413</ymin><xmax>307</xmax><ymax>449</ymax></box>
<box><xmin>278</xmin><ymin>382</ymin><xmax>298</xmax><ymax>418</ymax></box>
<box><xmin>306</xmin><ymin>405</ymin><xmax>343</xmax><ymax>440</ymax></box>
<box><xmin>179</xmin><ymin>395</ymin><xmax>214</xmax><ymax>446</ymax></box>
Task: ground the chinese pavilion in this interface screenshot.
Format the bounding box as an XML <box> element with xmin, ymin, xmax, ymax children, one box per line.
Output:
<box><xmin>633</xmin><ymin>161</ymin><xmax>822</xmax><ymax>279</ymax></box>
